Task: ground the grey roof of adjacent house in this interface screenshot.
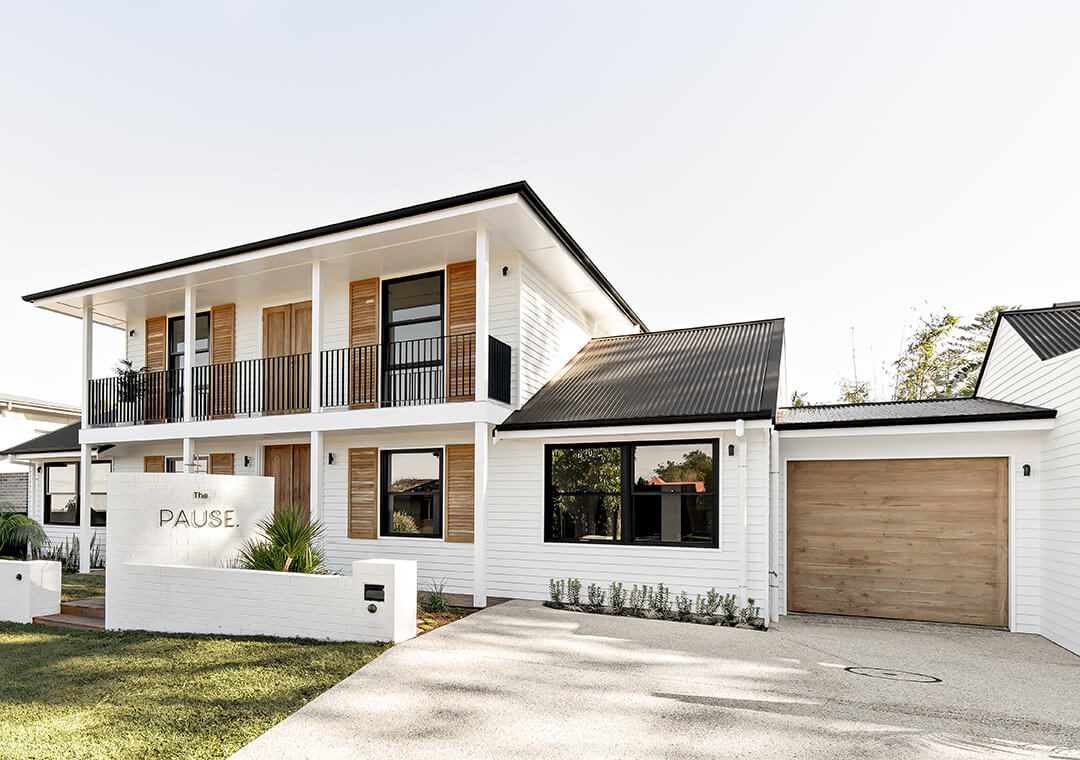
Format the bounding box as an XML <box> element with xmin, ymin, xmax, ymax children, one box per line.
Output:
<box><xmin>1</xmin><ymin>423</ymin><xmax>111</xmax><ymax>456</ymax></box>
<box><xmin>1002</xmin><ymin>303</ymin><xmax>1080</xmax><ymax>361</ymax></box>
<box><xmin>497</xmin><ymin>319</ymin><xmax>784</xmax><ymax>431</ymax></box>
<box><xmin>774</xmin><ymin>397</ymin><xmax>1057</xmax><ymax>430</ymax></box>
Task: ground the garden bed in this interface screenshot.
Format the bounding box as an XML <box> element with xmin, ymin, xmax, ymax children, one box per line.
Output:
<box><xmin>546</xmin><ymin>579</ymin><xmax>767</xmax><ymax>630</ymax></box>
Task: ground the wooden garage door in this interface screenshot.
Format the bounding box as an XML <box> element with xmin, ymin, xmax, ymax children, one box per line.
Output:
<box><xmin>787</xmin><ymin>457</ymin><xmax>1008</xmax><ymax>627</ymax></box>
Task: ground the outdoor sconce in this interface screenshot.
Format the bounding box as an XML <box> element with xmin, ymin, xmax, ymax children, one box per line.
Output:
<box><xmin>728</xmin><ymin>444</ymin><xmax>736</xmax><ymax>457</ymax></box>
<box><xmin>129</xmin><ymin>329</ymin><xmax>136</xmax><ymax>337</ymax></box>
<box><xmin>502</xmin><ymin>266</ymin><xmax>509</xmax><ymax>276</ymax></box>
<box><xmin>243</xmin><ymin>455</ymin><xmax>252</xmax><ymax>468</ymax></box>
<box><xmin>1023</xmin><ymin>464</ymin><xmax>1032</xmax><ymax>477</ymax></box>
<box><xmin>328</xmin><ymin>453</ymin><xmax>335</xmax><ymax>465</ymax></box>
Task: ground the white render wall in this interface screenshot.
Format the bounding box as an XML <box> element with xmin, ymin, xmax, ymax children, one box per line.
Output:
<box><xmin>777</xmin><ymin>426</ymin><xmax>1046</xmax><ymax>637</ymax></box>
<box><xmin>485</xmin><ymin>428</ymin><xmax>771</xmax><ymax>605</ymax></box>
<box><xmin>978</xmin><ymin>319</ymin><xmax>1080</xmax><ymax>654</ymax></box>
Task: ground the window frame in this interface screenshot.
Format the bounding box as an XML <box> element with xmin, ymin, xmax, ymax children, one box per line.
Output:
<box><xmin>166</xmin><ymin>311</ymin><xmax>212</xmax><ymax>373</ymax></box>
<box><xmin>43</xmin><ymin>460</ymin><xmax>112</xmax><ymax>527</ymax></box>
<box><xmin>379</xmin><ymin>447</ymin><xmax>444</xmax><ymax>539</ymax></box>
<box><xmin>544</xmin><ymin>439</ymin><xmax>720</xmax><ymax>549</ymax></box>
<box><xmin>165</xmin><ymin>455</ymin><xmax>209</xmax><ymax>473</ymax></box>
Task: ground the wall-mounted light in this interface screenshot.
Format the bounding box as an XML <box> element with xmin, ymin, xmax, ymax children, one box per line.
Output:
<box><xmin>129</xmin><ymin>329</ymin><xmax>136</xmax><ymax>337</ymax></box>
<box><xmin>1023</xmin><ymin>464</ymin><xmax>1032</xmax><ymax>477</ymax></box>
<box><xmin>36</xmin><ymin>465</ymin><xmax>42</xmax><ymax>474</ymax></box>
<box><xmin>502</xmin><ymin>266</ymin><xmax>509</xmax><ymax>277</ymax></box>
<box><xmin>328</xmin><ymin>452</ymin><xmax>335</xmax><ymax>465</ymax></box>
<box><xmin>243</xmin><ymin>455</ymin><xmax>252</xmax><ymax>468</ymax></box>
<box><xmin>728</xmin><ymin>444</ymin><xmax>736</xmax><ymax>457</ymax></box>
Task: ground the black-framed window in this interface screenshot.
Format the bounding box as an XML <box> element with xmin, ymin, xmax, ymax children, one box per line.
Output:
<box><xmin>545</xmin><ymin>440</ymin><xmax>719</xmax><ymax>548</ymax></box>
<box><xmin>382</xmin><ymin>272</ymin><xmax>444</xmax><ymax>405</ymax></box>
<box><xmin>380</xmin><ymin>449</ymin><xmax>443</xmax><ymax>538</ymax></box>
<box><xmin>167</xmin><ymin>312</ymin><xmax>211</xmax><ymax>372</ymax></box>
<box><xmin>44</xmin><ymin>461</ymin><xmax>111</xmax><ymax>527</ymax></box>
<box><xmin>165</xmin><ymin>455</ymin><xmax>209</xmax><ymax>473</ymax></box>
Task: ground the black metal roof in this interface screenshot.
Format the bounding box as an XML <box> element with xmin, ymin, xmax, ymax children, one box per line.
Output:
<box><xmin>22</xmin><ymin>181</ymin><xmax>646</xmax><ymax>331</ymax></box>
<box><xmin>497</xmin><ymin>319</ymin><xmax>784</xmax><ymax>431</ymax></box>
<box><xmin>0</xmin><ymin>423</ymin><xmax>112</xmax><ymax>456</ymax></box>
<box><xmin>775</xmin><ymin>397</ymin><xmax>1056</xmax><ymax>430</ymax></box>
<box><xmin>1002</xmin><ymin>304</ymin><xmax>1080</xmax><ymax>361</ymax></box>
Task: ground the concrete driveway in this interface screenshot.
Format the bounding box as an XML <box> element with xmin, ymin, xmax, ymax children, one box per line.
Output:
<box><xmin>234</xmin><ymin>601</ymin><xmax>1080</xmax><ymax>759</ymax></box>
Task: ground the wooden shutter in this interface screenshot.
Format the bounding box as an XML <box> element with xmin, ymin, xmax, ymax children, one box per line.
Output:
<box><xmin>210</xmin><ymin>305</ymin><xmax>235</xmax><ymax>417</ymax></box>
<box><xmin>348</xmin><ymin>447</ymin><xmax>378</xmax><ymax>539</ymax></box>
<box><xmin>446</xmin><ymin>261</ymin><xmax>476</xmax><ymax>402</ymax></box>
<box><xmin>145</xmin><ymin>316</ymin><xmax>168</xmax><ymax>423</ymax></box>
<box><xmin>209</xmin><ymin>453</ymin><xmax>234</xmax><ymax>475</ymax></box>
<box><xmin>144</xmin><ymin>455</ymin><xmax>165</xmax><ymax>473</ymax></box>
<box><xmin>348</xmin><ymin>279</ymin><xmax>379</xmax><ymax>409</ymax></box>
<box><xmin>444</xmin><ymin>444</ymin><xmax>474</xmax><ymax>543</ymax></box>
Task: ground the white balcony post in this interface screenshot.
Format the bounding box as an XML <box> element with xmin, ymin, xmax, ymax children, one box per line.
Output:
<box><xmin>310</xmin><ymin>430</ymin><xmax>324</xmax><ymax>522</ymax></box>
<box><xmin>183</xmin><ymin>438</ymin><xmax>196</xmax><ymax>473</ymax></box>
<box><xmin>79</xmin><ymin>302</ymin><xmax>93</xmax><ymax>573</ymax></box>
<box><xmin>183</xmin><ymin>286</ymin><xmax>195</xmax><ymax>422</ymax></box>
<box><xmin>311</xmin><ymin>260</ymin><xmax>322</xmax><ymax>413</ymax></box>
<box><xmin>472</xmin><ymin>422</ymin><xmax>489</xmax><ymax>607</ymax></box>
<box><xmin>475</xmin><ymin>223</ymin><xmax>489</xmax><ymax>402</ymax></box>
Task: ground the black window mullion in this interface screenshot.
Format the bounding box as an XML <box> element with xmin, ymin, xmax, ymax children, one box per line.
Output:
<box><xmin>620</xmin><ymin>444</ymin><xmax>632</xmax><ymax>544</ymax></box>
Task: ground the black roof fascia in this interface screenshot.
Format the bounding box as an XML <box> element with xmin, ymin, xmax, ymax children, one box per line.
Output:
<box><xmin>22</xmin><ymin>181</ymin><xmax>647</xmax><ymax>331</ymax></box>
<box><xmin>496</xmin><ymin>410</ymin><xmax>774</xmax><ymax>433</ymax></box>
<box><xmin>760</xmin><ymin>318</ymin><xmax>785</xmax><ymax>417</ymax></box>
<box><xmin>774</xmin><ymin>407</ymin><xmax>1056</xmax><ymax>431</ymax></box>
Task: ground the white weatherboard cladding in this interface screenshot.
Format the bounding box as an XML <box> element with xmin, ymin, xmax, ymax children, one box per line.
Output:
<box><xmin>777</xmin><ymin>428</ymin><xmax>1045</xmax><ymax>637</ymax></box>
<box><xmin>978</xmin><ymin>318</ymin><xmax>1080</xmax><ymax>654</ymax></box>
<box><xmin>485</xmin><ymin>429</ymin><xmax>770</xmax><ymax>604</ymax></box>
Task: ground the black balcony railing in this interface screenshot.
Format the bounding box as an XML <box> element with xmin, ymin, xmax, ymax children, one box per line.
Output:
<box><xmin>87</xmin><ymin>333</ymin><xmax>511</xmax><ymax>426</ymax></box>
<box><xmin>87</xmin><ymin>368</ymin><xmax>183</xmax><ymax>427</ymax></box>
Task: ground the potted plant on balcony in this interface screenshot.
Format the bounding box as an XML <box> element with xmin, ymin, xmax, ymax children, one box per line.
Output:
<box><xmin>115</xmin><ymin>359</ymin><xmax>147</xmax><ymax>403</ymax></box>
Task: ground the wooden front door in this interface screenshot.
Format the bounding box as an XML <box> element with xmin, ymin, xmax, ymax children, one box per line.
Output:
<box><xmin>263</xmin><ymin>301</ymin><xmax>312</xmax><ymax>414</ymax></box>
<box><xmin>787</xmin><ymin>457</ymin><xmax>1008</xmax><ymax>627</ymax></box>
<box><xmin>264</xmin><ymin>444</ymin><xmax>311</xmax><ymax>517</ymax></box>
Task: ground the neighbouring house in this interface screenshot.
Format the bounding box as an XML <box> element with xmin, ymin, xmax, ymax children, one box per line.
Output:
<box><xmin>6</xmin><ymin>181</ymin><xmax>1080</xmax><ymax>656</ymax></box>
<box><xmin>0</xmin><ymin>393</ymin><xmax>81</xmax><ymax>518</ymax></box>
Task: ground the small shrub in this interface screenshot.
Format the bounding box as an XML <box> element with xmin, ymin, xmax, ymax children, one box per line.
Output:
<box><xmin>567</xmin><ymin>578</ymin><xmax>582</xmax><ymax>606</ymax></box>
<box><xmin>628</xmin><ymin>584</ymin><xmax>645</xmax><ymax>611</ymax></box>
<box><xmin>609</xmin><ymin>582</ymin><xmax>625</xmax><ymax>614</ymax></box>
<box><xmin>675</xmin><ymin>591</ymin><xmax>692</xmax><ymax>616</ymax></box>
<box><xmin>650</xmin><ymin>583</ymin><xmax>671</xmax><ymax>615</ymax></box>
<box><xmin>33</xmin><ymin>536</ymin><xmax>81</xmax><ymax>573</ymax></box>
<box><xmin>420</xmin><ymin>578</ymin><xmax>450</xmax><ymax>614</ymax></box>
<box><xmin>549</xmin><ymin>579</ymin><xmax>566</xmax><ymax>604</ymax></box>
<box><xmin>696</xmin><ymin>588</ymin><xmax>722</xmax><ymax>616</ymax></box>
<box><xmin>236</xmin><ymin>506</ymin><xmax>327</xmax><ymax>573</ymax></box>
<box><xmin>392</xmin><ymin>511</ymin><xmax>420</xmax><ymax>534</ymax></box>
<box><xmin>587</xmin><ymin>583</ymin><xmax>605</xmax><ymax>607</ymax></box>
<box><xmin>740</xmin><ymin>598</ymin><xmax>761</xmax><ymax>626</ymax></box>
<box><xmin>721</xmin><ymin>593</ymin><xmax>739</xmax><ymax>624</ymax></box>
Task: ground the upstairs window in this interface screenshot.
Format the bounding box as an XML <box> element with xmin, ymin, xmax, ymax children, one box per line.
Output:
<box><xmin>545</xmin><ymin>441</ymin><xmax>718</xmax><ymax>548</ymax></box>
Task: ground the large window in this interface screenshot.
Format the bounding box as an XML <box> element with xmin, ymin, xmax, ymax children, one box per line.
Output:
<box><xmin>545</xmin><ymin>441</ymin><xmax>718</xmax><ymax>548</ymax></box>
<box><xmin>167</xmin><ymin>312</ymin><xmax>211</xmax><ymax>371</ymax></box>
<box><xmin>381</xmin><ymin>449</ymin><xmax>442</xmax><ymax>538</ymax></box>
<box><xmin>44</xmin><ymin>461</ymin><xmax>111</xmax><ymax>526</ymax></box>
<box><xmin>382</xmin><ymin>272</ymin><xmax>444</xmax><ymax>405</ymax></box>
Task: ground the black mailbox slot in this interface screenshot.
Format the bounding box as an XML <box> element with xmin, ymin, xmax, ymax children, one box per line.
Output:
<box><xmin>364</xmin><ymin>584</ymin><xmax>385</xmax><ymax>602</ymax></box>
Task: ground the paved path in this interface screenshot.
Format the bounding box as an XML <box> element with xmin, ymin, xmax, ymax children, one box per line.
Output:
<box><xmin>234</xmin><ymin>601</ymin><xmax>1080</xmax><ymax>759</ymax></box>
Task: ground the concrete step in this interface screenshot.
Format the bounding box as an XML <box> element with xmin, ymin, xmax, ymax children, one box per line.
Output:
<box><xmin>61</xmin><ymin>598</ymin><xmax>105</xmax><ymax>620</ymax></box>
<box><xmin>33</xmin><ymin>613</ymin><xmax>105</xmax><ymax>631</ymax></box>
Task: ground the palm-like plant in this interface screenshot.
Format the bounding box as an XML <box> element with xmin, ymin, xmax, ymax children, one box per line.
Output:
<box><xmin>0</xmin><ymin>508</ymin><xmax>48</xmax><ymax>559</ymax></box>
<box><xmin>236</xmin><ymin>506</ymin><xmax>327</xmax><ymax>574</ymax></box>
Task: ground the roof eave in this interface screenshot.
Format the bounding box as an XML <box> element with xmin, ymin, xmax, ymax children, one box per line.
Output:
<box><xmin>774</xmin><ymin>408</ymin><xmax>1057</xmax><ymax>431</ymax></box>
<box><xmin>496</xmin><ymin>410</ymin><xmax>774</xmax><ymax>433</ymax></box>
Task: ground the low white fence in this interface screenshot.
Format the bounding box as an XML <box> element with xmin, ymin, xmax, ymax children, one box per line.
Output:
<box><xmin>0</xmin><ymin>559</ymin><xmax>60</xmax><ymax>624</ymax></box>
<box><xmin>108</xmin><ymin>558</ymin><xmax>416</xmax><ymax>642</ymax></box>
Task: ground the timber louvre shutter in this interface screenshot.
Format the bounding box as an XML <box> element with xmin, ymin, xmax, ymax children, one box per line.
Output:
<box><xmin>444</xmin><ymin>444</ymin><xmax>474</xmax><ymax>542</ymax></box>
<box><xmin>145</xmin><ymin>316</ymin><xmax>167</xmax><ymax>422</ymax></box>
<box><xmin>144</xmin><ymin>455</ymin><xmax>165</xmax><ymax>473</ymax></box>
<box><xmin>210</xmin><ymin>304</ymin><xmax>235</xmax><ymax>417</ymax></box>
<box><xmin>348</xmin><ymin>279</ymin><xmax>379</xmax><ymax>408</ymax></box>
<box><xmin>209</xmin><ymin>453</ymin><xmax>234</xmax><ymax>475</ymax></box>
<box><xmin>348</xmin><ymin>447</ymin><xmax>378</xmax><ymax>539</ymax></box>
<box><xmin>446</xmin><ymin>260</ymin><xmax>476</xmax><ymax>402</ymax></box>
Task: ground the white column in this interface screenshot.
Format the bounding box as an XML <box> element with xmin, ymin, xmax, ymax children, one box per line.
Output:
<box><xmin>310</xmin><ymin>430</ymin><xmax>324</xmax><ymax>523</ymax></box>
<box><xmin>310</xmin><ymin>260</ymin><xmax>322</xmax><ymax>412</ymax></box>
<box><xmin>474</xmin><ymin>224</ymin><xmax>490</xmax><ymax>402</ymax></box>
<box><xmin>81</xmin><ymin>303</ymin><xmax>93</xmax><ymax>427</ymax></box>
<box><xmin>183</xmin><ymin>286</ymin><xmax>195</xmax><ymax>422</ymax></box>
<box><xmin>472</xmin><ymin>422</ymin><xmax>489</xmax><ymax>607</ymax></box>
<box><xmin>736</xmin><ymin>421</ymin><xmax>748</xmax><ymax>603</ymax></box>
<box><xmin>183</xmin><ymin>437</ymin><xmax>196</xmax><ymax>473</ymax></box>
<box><xmin>79</xmin><ymin>444</ymin><xmax>92</xmax><ymax>572</ymax></box>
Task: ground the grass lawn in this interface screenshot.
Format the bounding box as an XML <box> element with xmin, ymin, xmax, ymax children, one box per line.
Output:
<box><xmin>61</xmin><ymin>572</ymin><xmax>106</xmax><ymax>601</ymax></box>
<box><xmin>0</xmin><ymin>623</ymin><xmax>387</xmax><ymax>759</ymax></box>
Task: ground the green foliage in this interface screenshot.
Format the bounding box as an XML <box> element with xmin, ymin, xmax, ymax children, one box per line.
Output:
<box><xmin>650</xmin><ymin>583</ymin><xmax>671</xmax><ymax>615</ymax></box>
<box><xmin>419</xmin><ymin>578</ymin><xmax>449</xmax><ymax>613</ymax></box>
<box><xmin>720</xmin><ymin>593</ymin><xmax>739</xmax><ymax>624</ymax></box>
<box><xmin>586</xmin><ymin>583</ymin><xmax>605</xmax><ymax>607</ymax></box>
<box><xmin>740</xmin><ymin>598</ymin><xmax>761</xmax><ymax>626</ymax></box>
<box><xmin>567</xmin><ymin>578</ymin><xmax>582</xmax><ymax>605</ymax></box>
<box><xmin>0</xmin><ymin>512</ymin><xmax>48</xmax><ymax>558</ymax></box>
<box><xmin>645</xmin><ymin>450</ymin><xmax>714</xmax><ymax>490</ymax></box>
<box><xmin>696</xmin><ymin>589</ymin><xmax>722</xmax><ymax>616</ymax></box>
<box><xmin>955</xmin><ymin>305</ymin><xmax>1018</xmax><ymax>396</ymax></box>
<box><xmin>837</xmin><ymin>378</ymin><xmax>871</xmax><ymax>404</ymax></box>
<box><xmin>789</xmin><ymin>390</ymin><xmax>810</xmax><ymax>407</ymax></box>
<box><xmin>32</xmin><ymin>534</ymin><xmax>104</xmax><ymax>572</ymax></box>
<box><xmin>392</xmin><ymin>511</ymin><xmax>419</xmax><ymax>534</ymax></box>
<box><xmin>549</xmin><ymin>579</ymin><xmax>565</xmax><ymax>604</ymax></box>
<box><xmin>675</xmin><ymin>591</ymin><xmax>692</xmax><ymax>616</ymax></box>
<box><xmin>628</xmin><ymin>584</ymin><xmax>647</xmax><ymax>611</ymax></box>
<box><xmin>608</xmin><ymin>581</ymin><xmax>625</xmax><ymax>613</ymax></box>
<box><xmin>236</xmin><ymin>507</ymin><xmax>327</xmax><ymax>574</ymax></box>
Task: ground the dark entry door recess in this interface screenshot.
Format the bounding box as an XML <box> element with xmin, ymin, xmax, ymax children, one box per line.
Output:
<box><xmin>264</xmin><ymin>444</ymin><xmax>311</xmax><ymax>517</ymax></box>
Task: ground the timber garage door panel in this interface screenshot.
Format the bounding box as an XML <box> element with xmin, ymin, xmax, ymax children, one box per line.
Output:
<box><xmin>787</xmin><ymin>457</ymin><xmax>1008</xmax><ymax>627</ymax></box>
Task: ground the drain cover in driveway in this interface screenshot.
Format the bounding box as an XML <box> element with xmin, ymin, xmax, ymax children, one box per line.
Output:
<box><xmin>845</xmin><ymin>666</ymin><xmax>941</xmax><ymax>683</ymax></box>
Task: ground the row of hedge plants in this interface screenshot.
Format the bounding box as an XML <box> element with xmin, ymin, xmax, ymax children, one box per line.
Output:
<box><xmin>546</xmin><ymin>578</ymin><xmax>766</xmax><ymax>630</ymax></box>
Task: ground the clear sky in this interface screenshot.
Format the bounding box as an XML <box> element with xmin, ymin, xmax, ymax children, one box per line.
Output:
<box><xmin>2</xmin><ymin>2</ymin><xmax>1079</xmax><ymax>406</ymax></box>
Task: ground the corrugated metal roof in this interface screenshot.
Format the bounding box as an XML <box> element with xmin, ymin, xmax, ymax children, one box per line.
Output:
<box><xmin>775</xmin><ymin>397</ymin><xmax>1056</xmax><ymax>430</ymax></box>
<box><xmin>498</xmin><ymin>319</ymin><xmax>784</xmax><ymax>431</ymax></box>
<box><xmin>1004</xmin><ymin>305</ymin><xmax>1080</xmax><ymax>360</ymax></box>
